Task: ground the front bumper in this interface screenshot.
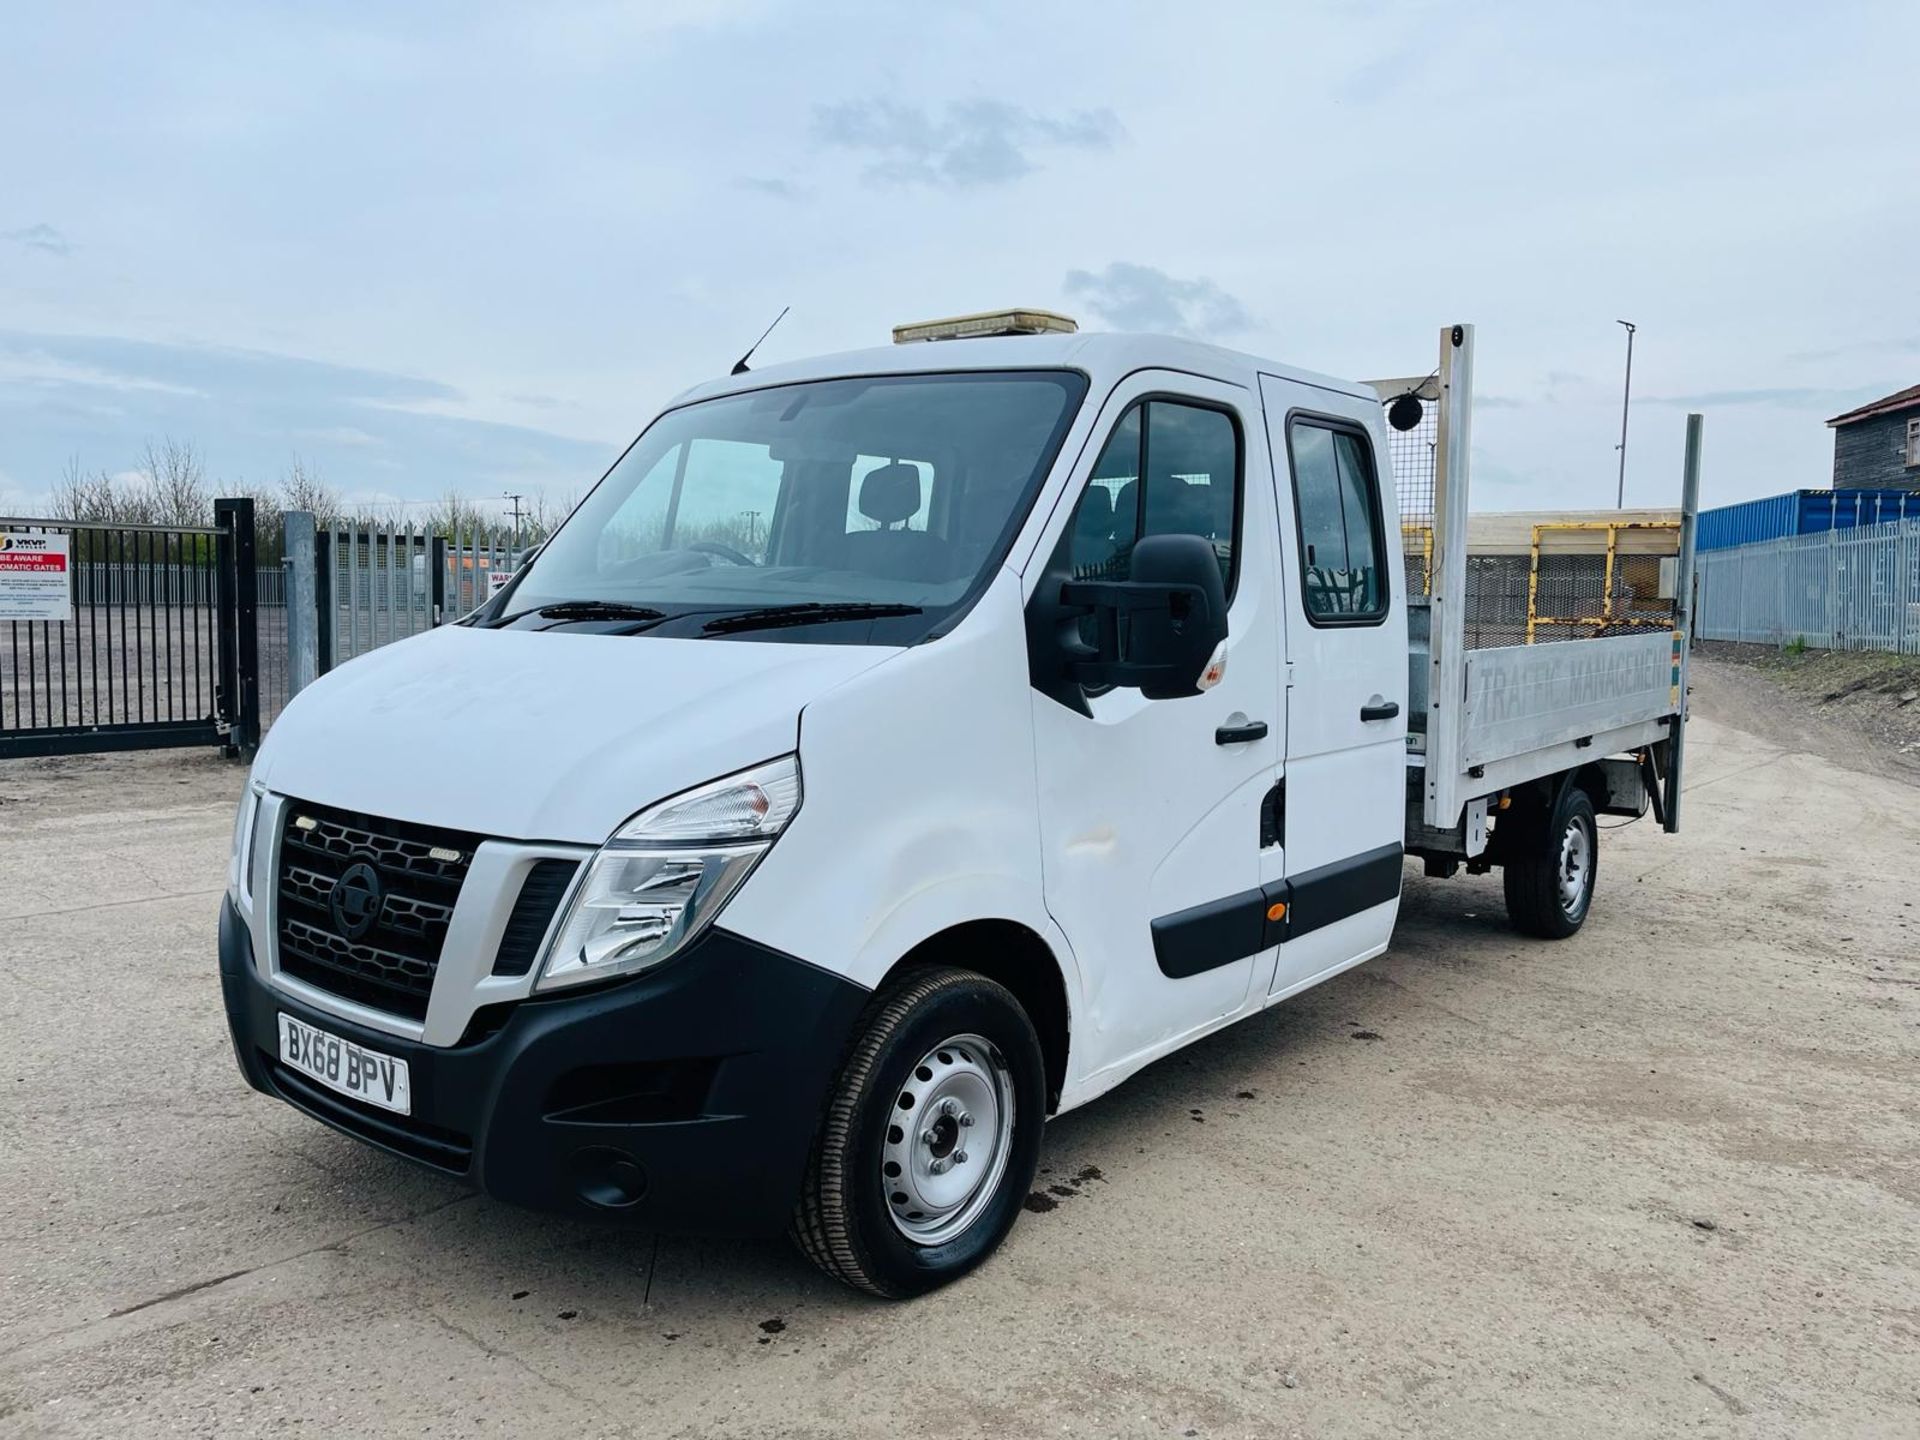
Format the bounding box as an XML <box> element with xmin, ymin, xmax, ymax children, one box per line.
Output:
<box><xmin>219</xmin><ymin>898</ymin><xmax>869</xmax><ymax>1235</ymax></box>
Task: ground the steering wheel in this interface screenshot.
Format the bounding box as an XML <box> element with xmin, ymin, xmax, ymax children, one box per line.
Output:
<box><xmin>687</xmin><ymin>540</ymin><xmax>756</xmax><ymax>566</ymax></box>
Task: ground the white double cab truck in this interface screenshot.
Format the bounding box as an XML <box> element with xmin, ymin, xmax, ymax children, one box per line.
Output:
<box><xmin>220</xmin><ymin>313</ymin><xmax>1699</xmax><ymax>1296</ymax></box>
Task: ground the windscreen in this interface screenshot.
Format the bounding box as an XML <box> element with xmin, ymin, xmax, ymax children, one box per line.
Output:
<box><xmin>501</xmin><ymin>370</ymin><xmax>1086</xmax><ymax>640</ymax></box>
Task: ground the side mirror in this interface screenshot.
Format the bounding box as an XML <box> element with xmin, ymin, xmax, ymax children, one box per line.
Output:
<box><xmin>1059</xmin><ymin>533</ymin><xmax>1228</xmax><ymax>700</ymax></box>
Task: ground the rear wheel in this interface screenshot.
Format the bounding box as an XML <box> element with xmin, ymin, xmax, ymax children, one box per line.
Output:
<box><xmin>791</xmin><ymin>966</ymin><xmax>1045</xmax><ymax>1298</ymax></box>
<box><xmin>1502</xmin><ymin>785</ymin><xmax>1598</xmax><ymax>938</ymax></box>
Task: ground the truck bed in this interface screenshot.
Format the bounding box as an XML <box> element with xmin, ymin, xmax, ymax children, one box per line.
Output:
<box><xmin>1377</xmin><ymin>324</ymin><xmax>1697</xmax><ymax>833</ymax></box>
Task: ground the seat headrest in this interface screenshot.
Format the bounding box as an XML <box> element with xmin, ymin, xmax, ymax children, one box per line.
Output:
<box><xmin>859</xmin><ymin>463</ymin><xmax>922</xmax><ymax>526</ymax></box>
<box><xmin>1145</xmin><ymin>477</ymin><xmax>1209</xmax><ymax>535</ymax></box>
<box><xmin>1075</xmin><ymin>484</ymin><xmax>1114</xmax><ymax>535</ymax></box>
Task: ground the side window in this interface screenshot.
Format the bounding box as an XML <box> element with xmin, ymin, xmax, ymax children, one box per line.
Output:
<box><xmin>1063</xmin><ymin>399</ymin><xmax>1239</xmax><ymax>591</ymax></box>
<box><xmin>1288</xmin><ymin>420</ymin><xmax>1388</xmax><ymax>623</ymax></box>
<box><xmin>1066</xmin><ymin>408</ymin><xmax>1140</xmax><ymax>580</ymax></box>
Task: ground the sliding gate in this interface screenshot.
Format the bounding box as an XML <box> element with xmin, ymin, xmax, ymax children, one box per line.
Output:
<box><xmin>0</xmin><ymin>499</ymin><xmax>261</xmax><ymax>760</ymax></box>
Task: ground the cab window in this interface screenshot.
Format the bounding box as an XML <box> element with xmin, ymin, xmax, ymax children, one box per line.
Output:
<box><xmin>1287</xmin><ymin>420</ymin><xmax>1388</xmax><ymax>623</ymax></box>
<box><xmin>1063</xmin><ymin>399</ymin><xmax>1240</xmax><ymax>594</ymax></box>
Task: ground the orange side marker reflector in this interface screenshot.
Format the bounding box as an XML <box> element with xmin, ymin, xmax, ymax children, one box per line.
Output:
<box><xmin>1266</xmin><ymin>902</ymin><xmax>1288</xmax><ymax>923</ymax></box>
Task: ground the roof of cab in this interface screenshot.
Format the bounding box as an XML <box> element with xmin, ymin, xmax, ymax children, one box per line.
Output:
<box><xmin>666</xmin><ymin>331</ymin><xmax>1374</xmax><ymax>411</ymax></box>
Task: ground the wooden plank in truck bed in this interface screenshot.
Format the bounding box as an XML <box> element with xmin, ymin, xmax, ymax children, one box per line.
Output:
<box><xmin>1461</xmin><ymin>508</ymin><xmax>1681</xmax><ymax>556</ymax></box>
<box><xmin>1462</xmin><ymin>630</ymin><xmax>1677</xmax><ymax>768</ymax></box>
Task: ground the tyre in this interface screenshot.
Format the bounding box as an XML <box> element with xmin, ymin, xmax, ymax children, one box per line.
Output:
<box><xmin>1502</xmin><ymin>784</ymin><xmax>1599</xmax><ymax>939</ymax></box>
<box><xmin>791</xmin><ymin>965</ymin><xmax>1046</xmax><ymax>1298</ymax></box>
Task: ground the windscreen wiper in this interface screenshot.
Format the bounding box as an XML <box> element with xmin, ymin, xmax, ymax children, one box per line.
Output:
<box><xmin>701</xmin><ymin>601</ymin><xmax>924</xmax><ymax>635</ymax></box>
<box><xmin>487</xmin><ymin>600</ymin><xmax>667</xmax><ymax>628</ymax></box>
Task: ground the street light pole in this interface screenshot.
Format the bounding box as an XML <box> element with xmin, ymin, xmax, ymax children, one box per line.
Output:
<box><xmin>1615</xmin><ymin>320</ymin><xmax>1636</xmax><ymax>509</ymax></box>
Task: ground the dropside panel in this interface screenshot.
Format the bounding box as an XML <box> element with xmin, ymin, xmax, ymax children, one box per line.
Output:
<box><xmin>1462</xmin><ymin>630</ymin><xmax>1676</xmax><ymax>767</ymax></box>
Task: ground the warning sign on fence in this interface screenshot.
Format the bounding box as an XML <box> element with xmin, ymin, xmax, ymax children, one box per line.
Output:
<box><xmin>0</xmin><ymin>534</ymin><xmax>72</xmax><ymax>622</ymax></box>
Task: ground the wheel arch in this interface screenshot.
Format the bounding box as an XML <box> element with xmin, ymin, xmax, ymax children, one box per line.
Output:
<box><xmin>1497</xmin><ymin>763</ymin><xmax>1609</xmax><ymax>833</ymax></box>
<box><xmin>878</xmin><ymin>920</ymin><xmax>1072</xmax><ymax>1113</ymax></box>
<box><xmin>1568</xmin><ymin>761</ymin><xmax>1611</xmax><ymax>816</ymax></box>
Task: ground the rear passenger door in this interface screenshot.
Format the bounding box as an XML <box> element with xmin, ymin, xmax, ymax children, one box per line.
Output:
<box><xmin>1258</xmin><ymin>377</ymin><xmax>1407</xmax><ymax>996</ymax></box>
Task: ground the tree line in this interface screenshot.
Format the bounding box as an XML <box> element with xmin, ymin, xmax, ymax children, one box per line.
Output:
<box><xmin>47</xmin><ymin>440</ymin><xmax>574</xmax><ymax>564</ymax></box>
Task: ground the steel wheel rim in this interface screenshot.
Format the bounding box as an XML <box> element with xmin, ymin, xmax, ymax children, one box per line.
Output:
<box><xmin>1559</xmin><ymin>815</ymin><xmax>1593</xmax><ymax>917</ymax></box>
<box><xmin>880</xmin><ymin>1033</ymin><xmax>1015</xmax><ymax>1246</ymax></box>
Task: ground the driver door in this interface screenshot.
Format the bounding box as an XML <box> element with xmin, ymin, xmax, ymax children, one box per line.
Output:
<box><xmin>1026</xmin><ymin>373</ymin><xmax>1285</xmax><ymax>1086</ymax></box>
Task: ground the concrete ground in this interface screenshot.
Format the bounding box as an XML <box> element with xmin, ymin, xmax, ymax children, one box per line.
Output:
<box><xmin>1</xmin><ymin>658</ymin><xmax>1916</xmax><ymax>1438</ymax></box>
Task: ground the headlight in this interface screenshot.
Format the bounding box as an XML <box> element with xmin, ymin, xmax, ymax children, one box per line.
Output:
<box><xmin>534</xmin><ymin>756</ymin><xmax>801</xmax><ymax>992</ymax></box>
<box><xmin>228</xmin><ymin>780</ymin><xmax>266</xmax><ymax>904</ymax></box>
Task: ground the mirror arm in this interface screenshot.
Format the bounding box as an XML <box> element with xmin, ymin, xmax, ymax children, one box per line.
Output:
<box><xmin>1058</xmin><ymin>579</ymin><xmax>1207</xmax><ymax>622</ymax></box>
<box><xmin>1057</xmin><ymin>579</ymin><xmax>1215</xmax><ymax>691</ymax></box>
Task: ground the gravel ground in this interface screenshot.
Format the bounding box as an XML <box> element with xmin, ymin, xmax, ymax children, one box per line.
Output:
<box><xmin>1692</xmin><ymin>642</ymin><xmax>1920</xmax><ymax>781</ymax></box>
<box><xmin>1</xmin><ymin>657</ymin><xmax>1916</xmax><ymax>1439</ymax></box>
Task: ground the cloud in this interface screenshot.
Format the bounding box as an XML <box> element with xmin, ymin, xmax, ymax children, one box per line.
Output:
<box><xmin>0</xmin><ymin>332</ymin><xmax>459</xmax><ymax>409</ymax></box>
<box><xmin>1335</xmin><ymin>41</ymin><xmax>1426</xmax><ymax>106</ymax></box>
<box><xmin>3</xmin><ymin>223</ymin><xmax>73</xmax><ymax>257</ymax></box>
<box><xmin>1644</xmin><ymin>386</ymin><xmax>1882</xmax><ymax>409</ymax></box>
<box><xmin>0</xmin><ymin>331</ymin><xmax>611</xmax><ymax>505</ymax></box>
<box><xmin>293</xmin><ymin>426</ymin><xmax>383</xmax><ymax>448</ymax></box>
<box><xmin>813</xmin><ymin>100</ymin><xmax>1122</xmax><ymax>188</ymax></box>
<box><xmin>1063</xmin><ymin>263</ymin><xmax>1253</xmax><ymax>338</ymax></box>
<box><xmin>0</xmin><ymin>347</ymin><xmax>205</xmax><ymax>398</ymax></box>
<box><xmin>733</xmin><ymin>176</ymin><xmax>810</xmax><ymax>201</ymax></box>
<box><xmin>1470</xmin><ymin>451</ymin><xmax>1533</xmax><ymax>487</ymax></box>
<box><xmin>1784</xmin><ymin>336</ymin><xmax>1920</xmax><ymax>364</ymax></box>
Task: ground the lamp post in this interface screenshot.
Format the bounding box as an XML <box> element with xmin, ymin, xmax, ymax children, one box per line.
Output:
<box><xmin>1615</xmin><ymin>320</ymin><xmax>1636</xmax><ymax>508</ymax></box>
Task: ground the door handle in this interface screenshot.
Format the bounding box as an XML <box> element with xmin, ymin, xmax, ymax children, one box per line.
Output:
<box><xmin>1215</xmin><ymin>720</ymin><xmax>1269</xmax><ymax>745</ymax></box>
<box><xmin>1360</xmin><ymin>700</ymin><xmax>1400</xmax><ymax>722</ymax></box>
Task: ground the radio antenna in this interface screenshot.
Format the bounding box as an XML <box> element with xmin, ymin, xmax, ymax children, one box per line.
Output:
<box><xmin>731</xmin><ymin>305</ymin><xmax>791</xmax><ymax>375</ymax></box>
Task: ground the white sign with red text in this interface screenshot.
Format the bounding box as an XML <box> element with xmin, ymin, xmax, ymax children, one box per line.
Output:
<box><xmin>0</xmin><ymin>533</ymin><xmax>72</xmax><ymax>622</ymax></box>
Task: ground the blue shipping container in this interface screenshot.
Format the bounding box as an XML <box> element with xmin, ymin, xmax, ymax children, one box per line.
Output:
<box><xmin>1696</xmin><ymin>488</ymin><xmax>1920</xmax><ymax>551</ymax></box>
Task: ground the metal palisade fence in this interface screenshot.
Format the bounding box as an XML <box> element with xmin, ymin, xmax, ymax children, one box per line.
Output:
<box><xmin>307</xmin><ymin>522</ymin><xmax>522</xmax><ymax>675</ymax></box>
<box><xmin>1695</xmin><ymin>515</ymin><xmax>1920</xmax><ymax>654</ymax></box>
<box><xmin>4</xmin><ymin>506</ymin><xmax>527</xmax><ymax>754</ymax></box>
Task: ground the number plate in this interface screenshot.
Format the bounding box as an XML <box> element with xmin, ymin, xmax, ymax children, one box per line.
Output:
<box><xmin>278</xmin><ymin>1013</ymin><xmax>411</xmax><ymax>1115</ymax></box>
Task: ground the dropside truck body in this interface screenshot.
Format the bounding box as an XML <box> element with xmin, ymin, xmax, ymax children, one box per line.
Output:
<box><xmin>1387</xmin><ymin>326</ymin><xmax>1697</xmax><ymax>907</ymax></box>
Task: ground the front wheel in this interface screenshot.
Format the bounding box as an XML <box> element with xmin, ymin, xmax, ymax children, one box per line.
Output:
<box><xmin>1502</xmin><ymin>785</ymin><xmax>1599</xmax><ymax>939</ymax></box>
<box><xmin>791</xmin><ymin>966</ymin><xmax>1046</xmax><ymax>1298</ymax></box>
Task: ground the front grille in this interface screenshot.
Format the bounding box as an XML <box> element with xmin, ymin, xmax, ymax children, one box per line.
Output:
<box><xmin>492</xmin><ymin>859</ymin><xmax>580</xmax><ymax>977</ymax></box>
<box><xmin>275</xmin><ymin>800</ymin><xmax>482</xmax><ymax>1020</ymax></box>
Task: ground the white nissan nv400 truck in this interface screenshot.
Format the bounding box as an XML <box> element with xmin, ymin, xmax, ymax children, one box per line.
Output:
<box><xmin>221</xmin><ymin>314</ymin><xmax>1693</xmax><ymax>1296</ymax></box>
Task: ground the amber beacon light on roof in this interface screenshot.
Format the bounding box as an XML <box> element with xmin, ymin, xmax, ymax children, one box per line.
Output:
<box><xmin>891</xmin><ymin>309</ymin><xmax>1079</xmax><ymax>344</ymax></box>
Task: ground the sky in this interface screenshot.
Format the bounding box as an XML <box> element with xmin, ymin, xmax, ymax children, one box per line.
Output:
<box><xmin>3</xmin><ymin>0</ymin><xmax>1916</xmax><ymax>525</ymax></box>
